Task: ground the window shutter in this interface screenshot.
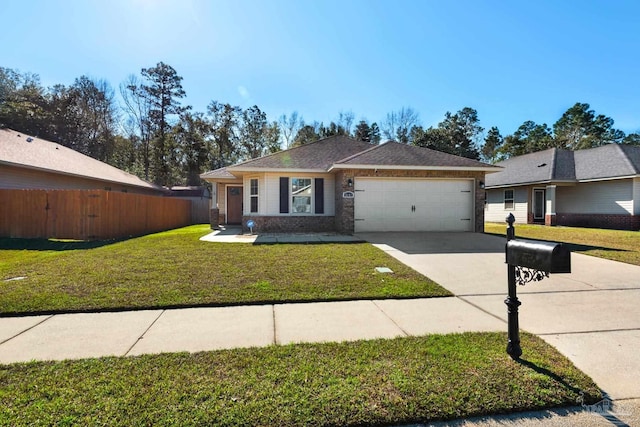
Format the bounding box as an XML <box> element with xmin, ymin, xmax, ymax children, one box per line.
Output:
<box><xmin>279</xmin><ymin>177</ymin><xmax>289</xmax><ymax>213</ymax></box>
<box><xmin>314</xmin><ymin>178</ymin><xmax>324</xmax><ymax>214</ymax></box>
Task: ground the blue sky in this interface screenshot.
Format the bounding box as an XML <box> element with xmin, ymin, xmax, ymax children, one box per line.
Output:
<box><xmin>2</xmin><ymin>0</ymin><xmax>639</xmax><ymax>136</ymax></box>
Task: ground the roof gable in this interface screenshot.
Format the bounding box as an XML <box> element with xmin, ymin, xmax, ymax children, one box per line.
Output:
<box><xmin>230</xmin><ymin>135</ymin><xmax>372</xmax><ymax>171</ymax></box>
<box><xmin>0</xmin><ymin>128</ymin><xmax>162</xmax><ymax>191</ymax></box>
<box><xmin>200</xmin><ymin>166</ymin><xmax>237</xmax><ymax>180</ymax></box>
<box><xmin>334</xmin><ymin>141</ymin><xmax>496</xmax><ymax>169</ymax></box>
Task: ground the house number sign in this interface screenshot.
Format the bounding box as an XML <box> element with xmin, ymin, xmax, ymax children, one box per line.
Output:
<box><xmin>342</xmin><ymin>191</ymin><xmax>355</xmax><ymax>199</ymax></box>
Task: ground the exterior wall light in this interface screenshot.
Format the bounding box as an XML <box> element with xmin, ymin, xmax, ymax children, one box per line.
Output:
<box><xmin>347</xmin><ymin>178</ymin><xmax>353</xmax><ymax>187</ymax></box>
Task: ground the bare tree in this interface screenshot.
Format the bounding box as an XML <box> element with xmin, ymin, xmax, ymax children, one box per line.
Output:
<box><xmin>337</xmin><ymin>110</ymin><xmax>355</xmax><ymax>135</ymax></box>
<box><xmin>381</xmin><ymin>107</ymin><xmax>420</xmax><ymax>143</ymax></box>
<box><xmin>278</xmin><ymin>111</ymin><xmax>304</xmax><ymax>148</ymax></box>
<box><xmin>120</xmin><ymin>74</ymin><xmax>152</xmax><ymax>179</ymax></box>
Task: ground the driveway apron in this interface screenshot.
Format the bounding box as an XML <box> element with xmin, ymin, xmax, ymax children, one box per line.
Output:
<box><xmin>357</xmin><ymin>231</ymin><xmax>640</xmax><ymax>400</ymax></box>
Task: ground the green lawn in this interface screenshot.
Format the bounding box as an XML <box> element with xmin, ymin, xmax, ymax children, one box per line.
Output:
<box><xmin>485</xmin><ymin>222</ymin><xmax>640</xmax><ymax>266</ymax></box>
<box><xmin>0</xmin><ymin>332</ymin><xmax>601</xmax><ymax>426</ymax></box>
<box><xmin>0</xmin><ymin>225</ymin><xmax>450</xmax><ymax>315</ymax></box>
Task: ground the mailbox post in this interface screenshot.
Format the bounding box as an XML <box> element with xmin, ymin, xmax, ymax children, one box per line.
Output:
<box><xmin>504</xmin><ymin>213</ymin><xmax>571</xmax><ymax>359</ymax></box>
<box><xmin>505</xmin><ymin>214</ymin><xmax>521</xmax><ymax>359</ymax></box>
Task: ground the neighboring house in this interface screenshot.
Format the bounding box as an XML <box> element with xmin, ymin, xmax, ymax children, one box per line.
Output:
<box><xmin>201</xmin><ymin>135</ymin><xmax>498</xmax><ymax>233</ymax></box>
<box><xmin>485</xmin><ymin>144</ymin><xmax>640</xmax><ymax>230</ymax></box>
<box><xmin>0</xmin><ymin>128</ymin><xmax>165</xmax><ymax>195</ymax></box>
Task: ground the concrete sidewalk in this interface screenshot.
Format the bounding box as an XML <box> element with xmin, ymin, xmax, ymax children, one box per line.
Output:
<box><xmin>0</xmin><ymin>297</ymin><xmax>505</xmax><ymax>364</ymax></box>
<box><xmin>199</xmin><ymin>227</ymin><xmax>365</xmax><ymax>244</ymax></box>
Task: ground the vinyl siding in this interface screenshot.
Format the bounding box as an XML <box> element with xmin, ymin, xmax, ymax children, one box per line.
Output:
<box><xmin>263</xmin><ymin>172</ymin><xmax>335</xmax><ymax>216</ymax></box>
<box><xmin>484</xmin><ymin>187</ymin><xmax>528</xmax><ymax>223</ymax></box>
<box><xmin>0</xmin><ymin>164</ymin><xmax>160</xmax><ymax>195</ymax></box>
<box><xmin>556</xmin><ymin>179</ymin><xmax>633</xmax><ymax>214</ymax></box>
<box><xmin>634</xmin><ymin>178</ymin><xmax>640</xmax><ymax>215</ymax></box>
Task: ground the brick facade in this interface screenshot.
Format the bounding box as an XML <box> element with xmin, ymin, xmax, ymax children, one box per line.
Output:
<box><xmin>334</xmin><ymin>170</ymin><xmax>354</xmax><ymax>234</ymax></box>
<box><xmin>545</xmin><ymin>213</ymin><xmax>556</xmax><ymax>226</ymax></box>
<box><xmin>210</xmin><ymin>208</ymin><xmax>220</xmax><ymax>229</ymax></box>
<box><xmin>242</xmin><ymin>215</ymin><xmax>336</xmax><ymax>233</ymax></box>
<box><xmin>556</xmin><ymin>213</ymin><xmax>640</xmax><ymax>231</ymax></box>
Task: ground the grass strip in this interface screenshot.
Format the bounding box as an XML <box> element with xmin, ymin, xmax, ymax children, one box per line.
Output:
<box><xmin>0</xmin><ymin>225</ymin><xmax>449</xmax><ymax>315</ymax></box>
<box><xmin>485</xmin><ymin>222</ymin><xmax>640</xmax><ymax>266</ymax></box>
<box><xmin>0</xmin><ymin>332</ymin><xmax>601</xmax><ymax>426</ymax></box>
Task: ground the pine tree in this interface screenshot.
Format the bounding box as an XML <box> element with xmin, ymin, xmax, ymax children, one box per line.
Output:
<box><xmin>141</xmin><ymin>62</ymin><xmax>188</xmax><ymax>186</ymax></box>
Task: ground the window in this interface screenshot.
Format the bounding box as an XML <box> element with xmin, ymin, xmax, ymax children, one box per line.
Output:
<box><xmin>504</xmin><ymin>189</ymin><xmax>514</xmax><ymax>210</ymax></box>
<box><xmin>250</xmin><ymin>178</ymin><xmax>258</xmax><ymax>213</ymax></box>
<box><xmin>291</xmin><ymin>178</ymin><xmax>312</xmax><ymax>213</ymax></box>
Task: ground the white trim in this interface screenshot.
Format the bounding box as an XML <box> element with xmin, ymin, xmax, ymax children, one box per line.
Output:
<box><xmin>485</xmin><ymin>180</ymin><xmax>576</xmax><ymax>190</ymax></box>
<box><xmin>504</xmin><ymin>189</ymin><xmax>515</xmax><ymax>210</ymax></box>
<box><xmin>329</xmin><ymin>164</ymin><xmax>499</xmax><ymax>172</ymax></box>
<box><xmin>249</xmin><ymin>178</ymin><xmax>259</xmax><ymax>213</ymax></box>
<box><xmin>577</xmin><ymin>175</ymin><xmax>640</xmax><ymax>183</ymax></box>
<box><xmin>289</xmin><ymin>177</ymin><xmax>314</xmax><ymax>215</ymax></box>
<box><xmin>532</xmin><ymin>188</ymin><xmax>546</xmax><ymax>220</ymax></box>
<box><xmin>228</xmin><ymin>167</ymin><xmax>327</xmax><ymax>174</ymax></box>
<box><xmin>231</xmin><ymin>164</ymin><xmax>499</xmax><ymax>173</ymax></box>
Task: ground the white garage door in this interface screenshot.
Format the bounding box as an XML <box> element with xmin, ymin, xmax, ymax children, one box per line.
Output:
<box><xmin>354</xmin><ymin>178</ymin><xmax>474</xmax><ymax>232</ymax></box>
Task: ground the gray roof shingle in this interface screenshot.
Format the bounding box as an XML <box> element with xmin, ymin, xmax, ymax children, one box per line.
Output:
<box><xmin>574</xmin><ymin>144</ymin><xmax>640</xmax><ymax>180</ymax></box>
<box><xmin>0</xmin><ymin>128</ymin><xmax>162</xmax><ymax>191</ymax></box>
<box><xmin>231</xmin><ymin>135</ymin><xmax>373</xmax><ymax>170</ymax></box>
<box><xmin>200</xmin><ymin>167</ymin><xmax>238</xmax><ymax>180</ymax></box>
<box><xmin>201</xmin><ymin>137</ymin><xmax>498</xmax><ymax>179</ymax></box>
<box><xmin>335</xmin><ymin>141</ymin><xmax>497</xmax><ymax>168</ymax></box>
<box><xmin>485</xmin><ymin>144</ymin><xmax>640</xmax><ymax>188</ymax></box>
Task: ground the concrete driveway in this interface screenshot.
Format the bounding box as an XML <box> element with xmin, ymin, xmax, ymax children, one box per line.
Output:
<box><xmin>357</xmin><ymin>231</ymin><xmax>640</xmax><ymax>401</ymax></box>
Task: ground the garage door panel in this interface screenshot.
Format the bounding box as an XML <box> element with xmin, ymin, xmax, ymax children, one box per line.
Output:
<box><xmin>354</xmin><ymin>178</ymin><xmax>474</xmax><ymax>232</ymax></box>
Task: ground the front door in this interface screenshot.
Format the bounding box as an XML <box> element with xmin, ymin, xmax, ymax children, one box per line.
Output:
<box><xmin>533</xmin><ymin>189</ymin><xmax>545</xmax><ymax>221</ymax></box>
<box><xmin>226</xmin><ymin>186</ymin><xmax>243</xmax><ymax>224</ymax></box>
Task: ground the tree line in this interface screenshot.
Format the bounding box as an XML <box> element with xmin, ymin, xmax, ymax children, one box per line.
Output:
<box><xmin>2</xmin><ymin>62</ymin><xmax>639</xmax><ymax>188</ymax></box>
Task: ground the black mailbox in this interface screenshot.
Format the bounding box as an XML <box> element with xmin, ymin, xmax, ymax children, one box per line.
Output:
<box><xmin>506</xmin><ymin>239</ymin><xmax>571</xmax><ymax>274</ymax></box>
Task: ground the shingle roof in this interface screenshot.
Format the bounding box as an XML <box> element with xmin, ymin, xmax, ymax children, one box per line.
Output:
<box><xmin>334</xmin><ymin>141</ymin><xmax>497</xmax><ymax>169</ymax></box>
<box><xmin>231</xmin><ymin>135</ymin><xmax>373</xmax><ymax>171</ymax></box>
<box><xmin>0</xmin><ymin>128</ymin><xmax>163</xmax><ymax>191</ymax></box>
<box><xmin>485</xmin><ymin>148</ymin><xmax>557</xmax><ymax>187</ymax></box>
<box><xmin>574</xmin><ymin>144</ymin><xmax>640</xmax><ymax>180</ymax></box>
<box><xmin>485</xmin><ymin>144</ymin><xmax>640</xmax><ymax>188</ymax></box>
<box><xmin>200</xmin><ymin>167</ymin><xmax>238</xmax><ymax>180</ymax></box>
<box><xmin>201</xmin><ymin>136</ymin><xmax>498</xmax><ymax>179</ymax></box>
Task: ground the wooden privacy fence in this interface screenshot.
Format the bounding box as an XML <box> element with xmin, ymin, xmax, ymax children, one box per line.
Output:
<box><xmin>0</xmin><ymin>190</ymin><xmax>192</xmax><ymax>240</ymax></box>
